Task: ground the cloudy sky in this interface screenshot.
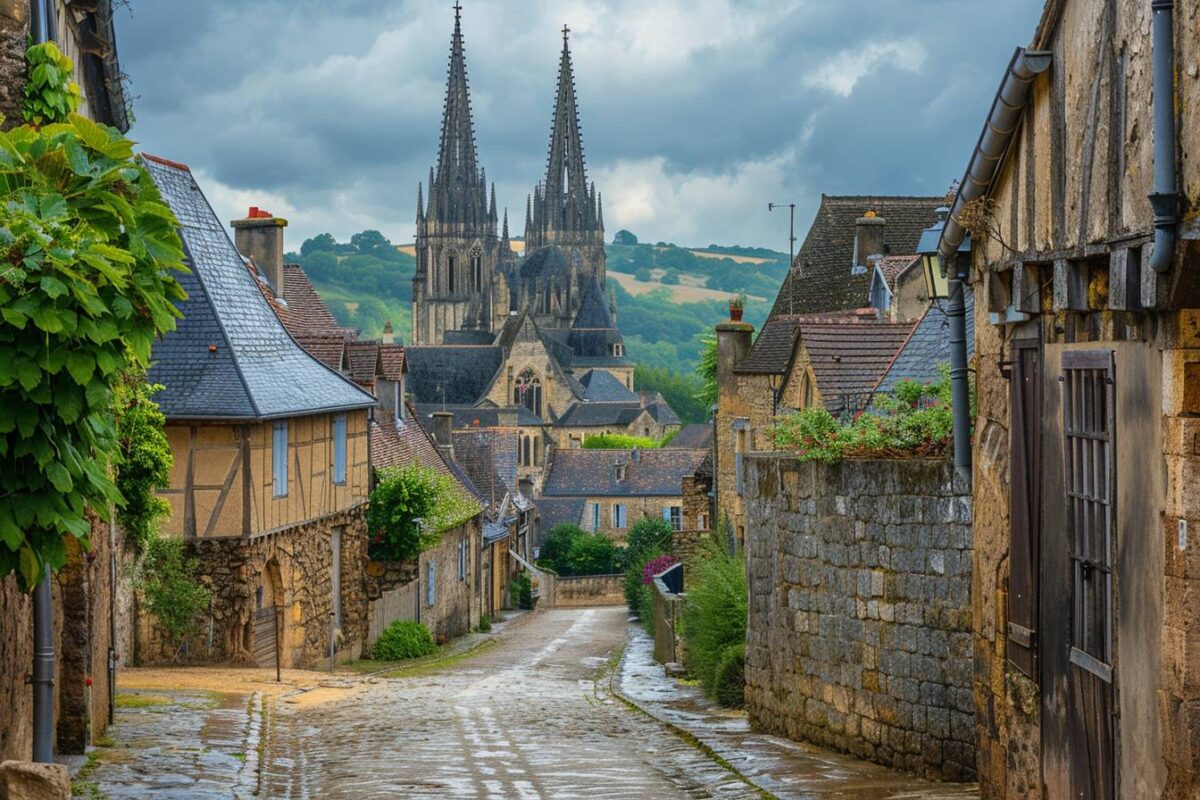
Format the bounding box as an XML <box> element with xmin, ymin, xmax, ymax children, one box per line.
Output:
<box><xmin>115</xmin><ymin>0</ymin><xmax>1044</xmax><ymax>251</ymax></box>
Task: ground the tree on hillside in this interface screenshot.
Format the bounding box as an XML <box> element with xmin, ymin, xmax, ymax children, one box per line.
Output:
<box><xmin>351</xmin><ymin>229</ymin><xmax>397</xmax><ymax>260</ymax></box>
<box><xmin>301</xmin><ymin>232</ymin><xmax>337</xmax><ymax>255</ymax></box>
<box><xmin>696</xmin><ymin>335</ymin><xmax>718</xmax><ymax>411</ymax></box>
<box><xmin>635</xmin><ymin>267</ymin><xmax>652</xmax><ymax>282</ymax></box>
<box><xmin>613</xmin><ymin>229</ymin><xmax>638</xmax><ymax>245</ymax></box>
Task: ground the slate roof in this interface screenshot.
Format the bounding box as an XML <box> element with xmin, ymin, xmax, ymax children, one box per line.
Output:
<box><xmin>794</xmin><ymin>322</ymin><xmax>915</xmax><ymax>413</ymax></box>
<box><xmin>769</xmin><ymin>196</ymin><xmax>944</xmax><ymax>318</ymax></box>
<box><xmin>874</xmin><ymin>292</ymin><xmax>977</xmax><ymax>396</ymax></box>
<box><xmin>443</xmin><ymin>329</ymin><xmax>497</xmax><ymax>345</ymax></box>
<box><xmin>452</xmin><ymin>428</ymin><xmax>519</xmax><ymax>508</ymax></box>
<box><xmin>639</xmin><ymin>392</ymin><xmax>682</xmax><ymax>426</ymax></box>
<box><xmin>579</xmin><ymin>370</ymin><xmax>638</xmax><ymax>402</ymax></box>
<box><xmin>542</xmin><ymin>449</ymin><xmax>710</xmax><ymax>497</ymax></box>
<box><xmin>534</xmin><ymin>498</ymin><xmax>586</xmax><ymax>535</ymax></box>
<box><xmin>404</xmin><ymin>346</ymin><xmax>504</xmax><ymax>404</ymax></box>
<box><xmin>517</xmin><ymin>245</ymin><xmax>572</xmax><ymax>280</ymax></box>
<box><xmin>557</xmin><ymin>402</ymin><xmax>645</xmax><ymax>428</ymax></box>
<box><xmin>414</xmin><ymin>405</ymin><xmax>544</xmax><ymax>430</ymax></box>
<box><xmin>669</xmin><ymin>424</ymin><xmax>714</xmax><ymax>450</ymax></box>
<box><xmin>143</xmin><ymin>156</ymin><xmax>376</xmax><ymax>421</ymax></box>
<box><xmin>737</xmin><ymin>310</ymin><xmax>878</xmax><ymax>375</ymax></box>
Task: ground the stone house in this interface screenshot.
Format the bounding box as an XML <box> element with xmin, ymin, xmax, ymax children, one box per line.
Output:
<box><xmin>714</xmin><ymin>196</ymin><xmax>942</xmax><ymax>544</ymax></box>
<box><xmin>0</xmin><ymin>0</ymin><xmax>129</xmax><ymax>762</ymax></box>
<box><xmin>950</xmin><ymin>1</ymin><xmax>1200</xmax><ymax>796</ymax></box>
<box><xmin>539</xmin><ymin>448</ymin><xmax>710</xmax><ymax>544</ymax></box>
<box><xmin>136</xmin><ymin>156</ymin><xmax>377</xmax><ymax>669</ymax></box>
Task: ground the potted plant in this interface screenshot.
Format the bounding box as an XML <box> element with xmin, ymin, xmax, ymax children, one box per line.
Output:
<box><xmin>729</xmin><ymin>291</ymin><xmax>747</xmax><ymax>322</ymax></box>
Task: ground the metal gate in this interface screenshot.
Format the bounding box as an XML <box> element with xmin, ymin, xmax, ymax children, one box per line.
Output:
<box><xmin>252</xmin><ymin>606</ymin><xmax>278</xmax><ymax>669</ymax></box>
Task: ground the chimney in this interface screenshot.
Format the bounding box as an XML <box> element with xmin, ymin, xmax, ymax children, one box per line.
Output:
<box><xmin>432</xmin><ymin>411</ymin><xmax>455</xmax><ymax>461</ymax></box>
<box><xmin>518</xmin><ymin>476</ymin><xmax>534</xmax><ymax>499</ymax></box>
<box><xmin>615</xmin><ymin>462</ymin><xmax>627</xmax><ymax>482</ymax></box>
<box><xmin>382</xmin><ymin>320</ymin><xmax>394</xmax><ymax>345</ymax></box>
<box><xmin>853</xmin><ymin>211</ymin><xmax>886</xmax><ymax>275</ymax></box>
<box><xmin>715</xmin><ymin>320</ymin><xmax>754</xmax><ymax>411</ymax></box>
<box><xmin>232</xmin><ymin>207</ymin><xmax>288</xmax><ymax>299</ymax></box>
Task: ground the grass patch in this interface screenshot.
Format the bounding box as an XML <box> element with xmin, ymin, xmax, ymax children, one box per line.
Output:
<box><xmin>114</xmin><ymin>693</ymin><xmax>172</xmax><ymax>709</ymax></box>
<box><xmin>377</xmin><ymin>638</ymin><xmax>497</xmax><ymax>678</ymax></box>
<box><xmin>70</xmin><ymin>750</ymin><xmax>107</xmax><ymax>800</ymax></box>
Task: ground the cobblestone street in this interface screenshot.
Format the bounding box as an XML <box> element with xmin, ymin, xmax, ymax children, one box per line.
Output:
<box><xmin>260</xmin><ymin>607</ymin><xmax>758</xmax><ymax>799</ymax></box>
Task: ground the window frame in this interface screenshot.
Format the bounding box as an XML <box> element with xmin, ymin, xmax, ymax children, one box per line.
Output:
<box><xmin>612</xmin><ymin>503</ymin><xmax>627</xmax><ymax>529</ymax></box>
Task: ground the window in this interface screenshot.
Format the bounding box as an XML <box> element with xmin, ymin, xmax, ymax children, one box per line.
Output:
<box><xmin>514</xmin><ymin>369</ymin><xmax>543</xmax><ymax>417</ymax></box>
<box><xmin>522</xmin><ymin>435</ymin><xmax>532</xmax><ymax>467</ymax></box>
<box><xmin>457</xmin><ymin>539</ymin><xmax>467</xmax><ymax>582</ymax></box>
<box><xmin>802</xmin><ymin>373</ymin><xmax>814</xmax><ymax>408</ymax></box>
<box><xmin>591</xmin><ymin>503</ymin><xmax>601</xmax><ymax>531</ymax></box>
<box><xmin>1062</xmin><ymin>350</ymin><xmax>1115</xmax><ymax>682</ymax></box>
<box><xmin>332</xmin><ymin>413</ymin><xmax>347</xmax><ymax>485</ymax></box>
<box><xmin>272</xmin><ymin>421</ymin><xmax>288</xmax><ymax>497</ymax></box>
<box><xmin>471</xmin><ymin>254</ymin><xmax>482</xmax><ymax>291</ymax></box>
<box><xmin>426</xmin><ymin>560</ymin><xmax>436</xmax><ymax>607</ymax></box>
<box><xmin>612</xmin><ymin>503</ymin><xmax>627</xmax><ymax>529</ymax></box>
<box><xmin>447</xmin><ymin>254</ymin><xmax>456</xmax><ymax>294</ymax></box>
<box><xmin>533</xmin><ymin>437</ymin><xmax>542</xmax><ymax>466</ymax></box>
<box><xmin>663</xmin><ymin>506</ymin><xmax>682</xmax><ymax>531</ymax></box>
<box><xmin>733</xmin><ymin>420</ymin><xmax>749</xmax><ymax>497</ymax></box>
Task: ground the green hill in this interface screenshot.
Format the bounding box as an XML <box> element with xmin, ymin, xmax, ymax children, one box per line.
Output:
<box><xmin>287</xmin><ymin>231</ymin><xmax>783</xmax><ymax>423</ymax></box>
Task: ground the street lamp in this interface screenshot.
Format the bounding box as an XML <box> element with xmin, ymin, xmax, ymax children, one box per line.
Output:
<box><xmin>917</xmin><ymin>208</ymin><xmax>972</xmax><ymax>477</ymax></box>
<box><xmin>769</xmin><ymin>202</ymin><xmax>798</xmax><ymax>314</ymax></box>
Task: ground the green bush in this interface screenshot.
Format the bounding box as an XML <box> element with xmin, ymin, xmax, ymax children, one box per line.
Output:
<box><xmin>582</xmin><ymin>433</ymin><xmax>663</xmax><ymax>450</ymax></box>
<box><xmin>477</xmin><ymin>615</ymin><xmax>492</xmax><ymax>633</ymax></box>
<box><xmin>712</xmin><ymin>642</ymin><xmax>746</xmax><ymax>709</ymax></box>
<box><xmin>372</xmin><ymin>620</ymin><xmax>437</xmax><ymax>661</ymax></box>
<box><xmin>682</xmin><ymin>540</ymin><xmax>747</xmax><ymax>705</ymax></box>
<box><xmin>367</xmin><ymin>465</ymin><xmax>481</xmax><ymax>562</ymax></box>
<box><xmin>538</xmin><ymin>525</ymin><xmax>624</xmax><ymax>576</ymax></box>
<box><xmin>139</xmin><ymin>537</ymin><xmax>211</xmax><ymax>661</ymax></box>
<box><xmin>512</xmin><ymin>572</ymin><xmax>534</xmax><ymax>610</ymax></box>
<box><xmin>626</xmin><ymin>518</ymin><xmax>672</xmax><ymax>561</ymax></box>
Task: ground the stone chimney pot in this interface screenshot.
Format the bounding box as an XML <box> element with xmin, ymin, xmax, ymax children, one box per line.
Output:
<box><xmin>232</xmin><ymin>207</ymin><xmax>288</xmax><ymax>300</ymax></box>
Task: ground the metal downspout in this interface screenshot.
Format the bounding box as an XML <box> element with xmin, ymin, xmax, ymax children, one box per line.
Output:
<box><xmin>1149</xmin><ymin>0</ymin><xmax>1178</xmax><ymax>273</ymax></box>
<box><xmin>30</xmin><ymin>0</ymin><xmax>58</xmax><ymax>764</ymax></box>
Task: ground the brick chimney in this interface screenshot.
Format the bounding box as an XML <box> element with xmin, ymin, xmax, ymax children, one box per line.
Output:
<box><xmin>382</xmin><ymin>320</ymin><xmax>394</xmax><ymax>345</ymax></box>
<box><xmin>852</xmin><ymin>211</ymin><xmax>886</xmax><ymax>275</ymax></box>
<box><xmin>232</xmin><ymin>207</ymin><xmax>288</xmax><ymax>299</ymax></box>
<box><xmin>715</xmin><ymin>320</ymin><xmax>754</xmax><ymax>412</ymax></box>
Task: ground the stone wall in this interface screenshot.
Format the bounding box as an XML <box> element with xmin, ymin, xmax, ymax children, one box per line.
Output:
<box><xmin>554</xmin><ymin>574</ymin><xmax>624</xmax><ymax>607</ymax></box>
<box><xmin>670</xmin><ymin>529</ymin><xmax>714</xmax><ymax>574</ymax></box>
<box><xmin>743</xmin><ymin>455</ymin><xmax>974</xmax><ymax>782</ymax></box>
<box><xmin>0</xmin><ymin>1</ymin><xmax>27</xmax><ymax>132</ymax></box>
<box><xmin>416</xmin><ymin>518</ymin><xmax>478</xmax><ymax>643</ymax></box>
<box><xmin>133</xmin><ymin>505</ymin><xmax>370</xmax><ymax>668</ymax></box>
<box><xmin>0</xmin><ymin>516</ymin><xmax>114</xmax><ymax>762</ymax></box>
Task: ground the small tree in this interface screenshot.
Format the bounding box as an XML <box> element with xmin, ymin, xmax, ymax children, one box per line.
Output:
<box><xmin>695</xmin><ymin>334</ymin><xmax>718</xmax><ymax>410</ymax></box>
<box><xmin>562</xmin><ymin>532</ymin><xmax>622</xmax><ymax>576</ymax></box>
<box><xmin>114</xmin><ymin>380</ymin><xmax>173</xmax><ymax>553</ymax></box>
<box><xmin>367</xmin><ymin>465</ymin><xmax>481</xmax><ymax>562</ymax></box>
<box><xmin>626</xmin><ymin>517</ymin><xmax>672</xmax><ymax>560</ymax></box>
<box><xmin>0</xmin><ymin>42</ymin><xmax>186</xmax><ymax>590</ymax></box>
<box><xmin>139</xmin><ymin>536</ymin><xmax>211</xmax><ymax>661</ymax></box>
<box><xmin>537</xmin><ymin>524</ymin><xmax>584</xmax><ymax>572</ymax></box>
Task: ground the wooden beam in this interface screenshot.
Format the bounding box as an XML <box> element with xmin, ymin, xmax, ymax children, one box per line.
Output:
<box><xmin>1109</xmin><ymin>248</ymin><xmax>1140</xmax><ymax>311</ymax></box>
<box><xmin>1053</xmin><ymin>259</ymin><xmax>1089</xmax><ymax>311</ymax></box>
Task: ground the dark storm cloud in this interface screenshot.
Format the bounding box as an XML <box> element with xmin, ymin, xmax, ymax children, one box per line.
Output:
<box><xmin>114</xmin><ymin>0</ymin><xmax>1044</xmax><ymax>247</ymax></box>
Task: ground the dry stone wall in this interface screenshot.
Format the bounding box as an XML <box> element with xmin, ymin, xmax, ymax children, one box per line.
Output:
<box><xmin>743</xmin><ymin>455</ymin><xmax>974</xmax><ymax>782</ymax></box>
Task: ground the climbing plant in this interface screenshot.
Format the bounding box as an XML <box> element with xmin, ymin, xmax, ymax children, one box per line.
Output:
<box><xmin>114</xmin><ymin>380</ymin><xmax>173</xmax><ymax>552</ymax></box>
<box><xmin>367</xmin><ymin>465</ymin><xmax>481</xmax><ymax>562</ymax></box>
<box><xmin>0</xmin><ymin>42</ymin><xmax>186</xmax><ymax>590</ymax></box>
<box><xmin>138</xmin><ymin>536</ymin><xmax>210</xmax><ymax>661</ymax></box>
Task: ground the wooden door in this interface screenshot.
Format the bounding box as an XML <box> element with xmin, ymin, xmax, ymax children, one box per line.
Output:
<box><xmin>252</xmin><ymin>606</ymin><xmax>278</xmax><ymax>669</ymax></box>
<box><xmin>1061</xmin><ymin>350</ymin><xmax>1116</xmax><ymax>800</ymax></box>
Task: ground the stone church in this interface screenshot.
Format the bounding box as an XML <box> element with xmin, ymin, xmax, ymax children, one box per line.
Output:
<box><xmin>405</xmin><ymin>8</ymin><xmax>679</xmax><ymax>484</ymax></box>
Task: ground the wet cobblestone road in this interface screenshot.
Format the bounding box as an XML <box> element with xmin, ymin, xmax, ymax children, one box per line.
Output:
<box><xmin>261</xmin><ymin>607</ymin><xmax>759</xmax><ymax>799</ymax></box>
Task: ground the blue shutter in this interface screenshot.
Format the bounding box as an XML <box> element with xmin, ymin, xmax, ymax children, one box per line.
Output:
<box><xmin>332</xmin><ymin>413</ymin><xmax>347</xmax><ymax>485</ymax></box>
<box><xmin>662</xmin><ymin>507</ymin><xmax>672</xmax><ymax>522</ymax></box>
<box><xmin>592</xmin><ymin>503</ymin><xmax>600</xmax><ymax>531</ymax></box>
<box><xmin>273</xmin><ymin>421</ymin><xmax>289</xmax><ymax>497</ymax></box>
<box><xmin>426</xmin><ymin>561</ymin><xmax>436</xmax><ymax>607</ymax></box>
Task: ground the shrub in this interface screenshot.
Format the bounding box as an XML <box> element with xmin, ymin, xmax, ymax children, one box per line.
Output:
<box><xmin>372</xmin><ymin>620</ymin><xmax>437</xmax><ymax>661</ymax></box>
<box><xmin>367</xmin><ymin>465</ymin><xmax>481</xmax><ymax>562</ymax></box>
<box><xmin>512</xmin><ymin>572</ymin><xmax>534</xmax><ymax>610</ymax></box>
<box><xmin>539</xmin><ymin>525</ymin><xmax>624</xmax><ymax>576</ymax></box>
<box><xmin>477</xmin><ymin>615</ymin><xmax>491</xmax><ymax>633</ymax></box>
<box><xmin>712</xmin><ymin>642</ymin><xmax>746</xmax><ymax>709</ymax></box>
<box><xmin>114</xmin><ymin>381</ymin><xmax>173</xmax><ymax>553</ymax></box>
<box><xmin>582</xmin><ymin>433</ymin><xmax>663</xmax><ymax>450</ymax></box>
<box><xmin>682</xmin><ymin>540</ymin><xmax>747</xmax><ymax>704</ymax></box>
<box><xmin>634</xmin><ymin>267</ymin><xmax>652</xmax><ymax>282</ymax></box>
<box><xmin>139</xmin><ymin>537</ymin><xmax>210</xmax><ymax>661</ymax></box>
<box><xmin>769</xmin><ymin>365</ymin><xmax>972</xmax><ymax>462</ymax></box>
<box><xmin>626</xmin><ymin>518</ymin><xmax>672</xmax><ymax>561</ymax></box>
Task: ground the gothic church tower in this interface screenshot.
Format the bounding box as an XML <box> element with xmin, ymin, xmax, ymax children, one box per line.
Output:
<box><xmin>413</xmin><ymin>5</ymin><xmax>501</xmax><ymax>345</ymax></box>
<box><xmin>524</xmin><ymin>28</ymin><xmax>606</xmax><ymax>287</ymax></box>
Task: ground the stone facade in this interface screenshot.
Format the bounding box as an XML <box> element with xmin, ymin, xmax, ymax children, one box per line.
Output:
<box><xmin>416</xmin><ymin>519</ymin><xmax>479</xmax><ymax>643</ymax></box>
<box><xmin>743</xmin><ymin>455</ymin><xmax>974</xmax><ymax>782</ymax></box>
<box><xmin>133</xmin><ymin>505</ymin><xmax>370</xmax><ymax>668</ymax></box>
<box><xmin>0</xmin><ymin>1</ymin><xmax>27</xmax><ymax>131</ymax></box>
<box><xmin>0</xmin><ymin>516</ymin><xmax>114</xmax><ymax>762</ymax></box>
<box><xmin>554</xmin><ymin>574</ymin><xmax>624</xmax><ymax>607</ymax></box>
<box><xmin>579</xmin><ymin>495</ymin><xmax>688</xmax><ymax>545</ymax></box>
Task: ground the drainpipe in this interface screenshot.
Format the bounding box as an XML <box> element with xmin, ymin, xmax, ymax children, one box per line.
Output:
<box><xmin>1149</xmin><ymin>0</ymin><xmax>1178</xmax><ymax>274</ymax></box>
<box><xmin>29</xmin><ymin>0</ymin><xmax>57</xmax><ymax>764</ymax></box>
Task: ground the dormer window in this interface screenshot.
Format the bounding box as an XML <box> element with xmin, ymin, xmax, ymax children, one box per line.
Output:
<box><xmin>616</xmin><ymin>463</ymin><xmax>627</xmax><ymax>481</ymax></box>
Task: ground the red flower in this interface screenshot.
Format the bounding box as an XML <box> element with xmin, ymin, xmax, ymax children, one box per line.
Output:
<box><xmin>84</xmin><ymin>677</ymin><xmax>93</xmax><ymax>687</ymax></box>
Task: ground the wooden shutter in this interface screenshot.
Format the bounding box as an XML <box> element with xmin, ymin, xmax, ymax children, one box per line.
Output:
<box><xmin>1008</xmin><ymin>341</ymin><xmax>1042</xmax><ymax>677</ymax></box>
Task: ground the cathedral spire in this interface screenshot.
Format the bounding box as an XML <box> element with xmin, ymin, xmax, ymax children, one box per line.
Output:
<box><xmin>544</xmin><ymin>26</ymin><xmax>589</xmax><ymax>223</ymax></box>
<box><xmin>435</xmin><ymin>3</ymin><xmax>480</xmax><ymax>192</ymax></box>
<box><xmin>416</xmin><ymin>181</ymin><xmax>424</xmax><ymax>225</ymax></box>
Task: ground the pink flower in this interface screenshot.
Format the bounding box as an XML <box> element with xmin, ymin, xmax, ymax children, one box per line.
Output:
<box><xmin>642</xmin><ymin>554</ymin><xmax>678</xmax><ymax>585</ymax></box>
